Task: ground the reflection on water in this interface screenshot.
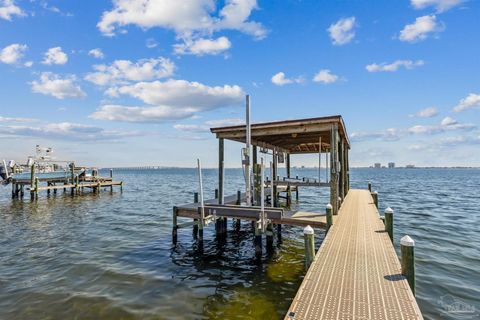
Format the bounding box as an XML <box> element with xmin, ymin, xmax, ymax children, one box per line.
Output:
<box><xmin>0</xmin><ymin>168</ymin><xmax>479</xmax><ymax>320</ymax></box>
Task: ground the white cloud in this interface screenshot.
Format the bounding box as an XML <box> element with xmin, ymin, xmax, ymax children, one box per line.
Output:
<box><xmin>0</xmin><ymin>0</ymin><xmax>24</xmax><ymax>21</ymax></box>
<box><xmin>411</xmin><ymin>0</ymin><xmax>463</xmax><ymax>12</ymax></box>
<box><xmin>31</xmin><ymin>72</ymin><xmax>86</xmax><ymax>99</ymax></box>
<box><xmin>350</xmin><ymin>128</ymin><xmax>401</xmax><ymax>142</ymax></box>
<box><xmin>313</xmin><ymin>69</ymin><xmax>339</xmax><ymax>84</ymax></box>
<box><xmin>0</xmin><ymin>121</ymin><xmax>138</xmax><ymax>141</ymax></box>
<box><xmin>114</xmin><ymin>79</ymin><xmax>244</xmax><ymax>109</ymax></box>
<box><xmin>174</xmin><ymin>36</ymin><xmax>231</xmax><ymax>56</ymax></box>
<box><xmin>205</xmin><ymin>118</ymin><xmax>243</xmax><ymax>127</ymax></box>
<box><xmin>399</xmin><ymin>15</ymin><xmax>444</xmax><ymax>42</ymax></box>
<box><xmin>42</xmin><ymin>47</ymin><xmax>68</xmax><ymax>65</ymax></box>
<box><xmin>24</xmin><ymin>60</ymin><xmax>33</xmax><ymax>67</ymax></box>
<box><xmin>415</xmin><ymin>107</ymin><xmax>438</xmax><ymax>118</ymax></box>
<box><xmin>91</xmin><ymin>105</ymin><xmax>196</xmax><ymax>122</ymax></box>
<box><xmin>97</xmin><ymin>0</ymin><xmax>266</xmax><ymax>39</ymax></box>
<box><xmin>88</xmin><ymin>48</ymin><xmax>105</xmax><ymax>59</ymax></box>
<box><xmin>91</xmin><ymin>79</ymin><xmax>244</xmax><ymax>122</ymax></box>
<box><xmin>174</xmin><ymin>118</ymin><xmax>244</xmax><ymax>132</ymax></box>
<box><xmin>85</xmin><ymin>57</ymin><xmax>175</xmax><ymax>86</ymax></box>
<box><xmin>366</xmin><ymin>60</ymin><xmax>424</xmax><ymax>72</ymax></box>
<box><xmin>0</xmin><ymin>43</ymin><xmax>27</xmax><ymax>64</ymax></box>
<box><xmin>453</xmin><ymin>93</ymin><xmax>480</xmax><ymax>112</ymax></box>
<box><xmin>440</xmin><ymin>116</ymin><xmax>456</xmax><ymax>126</ymax></box>
<box><xmin>173</xmin><ymin>124</ymin><xmax>209</xmax><ymax>132</ymax></box>
<box><xmin>0</xmin><ymin>115</ymin><xmax>36</xmax><ymax>123</ymax></box>
<box><xmin>146</xmin><ymin>38</ymin><xmax>158</xmax><ymax>48</ymax></box>
<box><xmin>271</xmin><ymin>72</ymin><xmax>303</xmax><ymax>86</ymax></box>
<box><xmin>409</xmin><ymin>117</ymin><xmax>475</xmax><ymax>134</ymax></box>
<box><xmin>327</xmin><ymin>17</ymin><xmax>356</xmax><ymax>45</ymax></box>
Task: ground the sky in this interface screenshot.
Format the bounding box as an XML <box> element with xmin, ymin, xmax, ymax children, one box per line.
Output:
<box><xmin>0</xmin><ymin>0</ymin><xmax>479</xmax><ymax>168</ymax></box>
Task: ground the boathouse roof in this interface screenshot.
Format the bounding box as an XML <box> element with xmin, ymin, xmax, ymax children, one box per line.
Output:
<box><xmin>210</xmin><ymin>115</ymin><xmax>350</xmax><ymax>154</ymax></box>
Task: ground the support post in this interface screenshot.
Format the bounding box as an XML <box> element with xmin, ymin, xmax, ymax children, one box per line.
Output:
<box><xmin>368</xmin><ymin>182</ymin><xmax>372</xmax><ymax>192</ymax></box>
<box><xmin>266</xmin><ymin>223</ymin><xmax>274</xmax><ymax>251</ymax></box>
<box><xmin>385</xmin><ymin>207</ymin><xmax>394</xmax><ymax>243</ymax></box>
<box><xmin>172</xmin><ymin>207</ymin><xmax>178</xmax><ymax>243</ymax></box>
<box><xmin>272</xmin><ymin>150</ymin><xmax>278</xmax><ymax>207</ymax></box>
<box><xmin>304</xmin><ymin>225</ymin><xmax>315</xmax><ymax>269</ymax></box>
<box><xmin>326</xmin><ymin>203</ymin><xmax>333</xmax><ymax>231</ymax></box>
<box><xmin>218</xmin><ymin>138</ymin><xmax>224</xmax><ymax>205</ymax></box>
<box><xmin>372</xmin><ymin>191</ymin><xmax>378</xmax><ymax>208</ymax></box>
<box><xmin>236</xmin><ymin>190</ymin><xmax>241</xmax><ymax>205</ymax></box>
<box><xmin>330</xmin><ymin>124</ymin><xmax>339</xmax><ymax>215</ymax></box>
<box><xmin>401</xmin><ymin>235</ymin><xmax>416</xmax><ymax>296</ymax></box>
<box><xmin>286</xmin><ymin>153</ymin><xmax>291</xmax><ymax>178</ymax></box>
<box><xmin>110</xmin><ymin>169</ymin><xmax>113</xmax><ymax>192</ymax></box>
<box><xmin>35</xmin><ymin>177</ymin><xmax>39</xmax><ymax>199</ymax></box>
<box><xmin>193</xmin><ymin>193</ymin><xmax>199</xmax><ymax>237</ymax></box>
<box><xmin>30</xmin><ymin>164</ymin><xmax>35</xmax><ymax>200</ymax></box>
<box><xmin>254</xmin><ymin>226</ymin><xmax>262</xmax><ymax>257</ymax></box>
<box><xmin>253</xmin><ymin>163</ymin><xmax>261</xmax><ymax>206</ymax></box>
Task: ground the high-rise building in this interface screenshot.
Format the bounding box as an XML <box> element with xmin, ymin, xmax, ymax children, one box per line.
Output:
<box><xmin>388</xmin><ymin>162</ymin><xmax>395</xmax><ymax>168</ymax></box>
<box><xmin>374</xmin><ymin>163</ymin><xmax>381</xmax><ymax>168</ymax></box>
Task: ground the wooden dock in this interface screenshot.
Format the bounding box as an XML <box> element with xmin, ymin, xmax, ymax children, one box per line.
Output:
<box><xmin>285</xmin><ymin>189</ymin><xmax>423</xmax><ymax>320</ymax></box>
<box><xmin>174</xmin><ymin>189</ymin><xmax>333</xmax><ymax>229</ymax></box>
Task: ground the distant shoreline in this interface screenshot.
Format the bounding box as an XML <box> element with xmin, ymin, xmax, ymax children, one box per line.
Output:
<box><xmin>101</xmin><ymin>166</ymin><xmax>480</xmax><ymax>170</ymax></box>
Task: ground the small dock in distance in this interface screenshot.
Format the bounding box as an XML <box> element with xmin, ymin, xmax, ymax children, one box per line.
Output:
<box><xmin>286</xmin><ymin>190</ymin><xmax>423</xmax><ymax>320</ymax></box>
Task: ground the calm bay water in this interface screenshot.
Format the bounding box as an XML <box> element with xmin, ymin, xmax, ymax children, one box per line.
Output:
<box><xmin>0</xmin><ymin>168</ymin><xmax>479</xmax><ymax>319</ymax></box>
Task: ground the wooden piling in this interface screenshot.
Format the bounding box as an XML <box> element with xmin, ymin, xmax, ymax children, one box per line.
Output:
<box><xmin>326</xmin><ymin>203</ymin><xmax>333</xmax><ymax>230</ymax></box>
<box><xmin>193</xmin><ymin>193</ymin><xmax>199</xmax><ymax>237</ymax></box>
<box><xmin>401</xmin><ymin>235</ymin><xmax>416</xmax><ymax>296</ymax></box>
<box><xmin>385</xmin><ymin>207</ymin><xmax>394</xmax><ymax>243</ymax></box>
<box><xmin>304</xmin><ymin>225</ymin><xmax>315</xmax><ymax>269</ymax></box>
<box><xmin>368</xmin><ymin>182</ymin><xmax>372</xmax><ymax>192</ymax></box>
<box><xmin>172</xmin><ymin>207</ymin><xmax>178</xmax><ymax>243</ymax></box>
<box><xmin>110</xmin><ymin>169</ymin><xmax>113</xmax><ymax>192</ymax></box>
<box><xmin>371</xmin><ymin>191</ymin><xmax>378</xmax><ymax>208</ymax></box>
<box><xmin>266</xmin><ymin>223</ymin><xmax>274</xmax><ymax>251</ymax></box>
<box><xmin>254</xmin><ymin>225</ymin><xmax>262</xmax><ymax>257</ymax></box>
<box><xmin>253</xmin><ymin>163</ymin><xmax>261</xmax><ymax>205</ymax></box>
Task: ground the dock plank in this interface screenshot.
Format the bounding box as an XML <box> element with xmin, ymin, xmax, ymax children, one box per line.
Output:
<box><xmin>285</xmin><ymin>189</ymin><xmax>423</xmax><ymax>320</ymax></box>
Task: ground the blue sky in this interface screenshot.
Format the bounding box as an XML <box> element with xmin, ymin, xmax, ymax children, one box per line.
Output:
<box><xmin>0</xmin><ymin>0</ymin><xmax>479</xmax><ymax>167</ymax></box>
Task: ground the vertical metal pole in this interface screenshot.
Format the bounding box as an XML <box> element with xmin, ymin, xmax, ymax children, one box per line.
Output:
<box><xmin>218</xmin><ymin>138</ymin><xmax>224</xmax><ymax>205</ymax></box>
<box><xmin>245</xmin><ymin>95</ymin><xmax>252</xmax><ymax>206</ymax></box>
<box><xmin>319</xmin><ymin>136</ymin><xmax>322</xmax><ymax>184</ymax></box>
<box><xmin>197</xmin><ymin>158</ymin><xmax>205</xmax><ymax>224</ymax></box>
<box><xmin>270</xmin><ymin>160</ymin><xmax>274</xmax><ymax>208</ymax></box>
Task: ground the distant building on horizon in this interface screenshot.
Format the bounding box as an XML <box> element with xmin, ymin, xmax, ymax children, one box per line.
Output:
<box><xmin>374</xmin><ymin>163</ymin><xmax>381</xmax><ymax>169</ymax></box>
<box><xmin>388</xmin><ymin>162</ymin><xmax>395</xmax><ymax>169</ymax></box>
<box><xmin>406</xmin><ymin>164</ymin><xmax>415</xmax><ymax>168</ymax></box>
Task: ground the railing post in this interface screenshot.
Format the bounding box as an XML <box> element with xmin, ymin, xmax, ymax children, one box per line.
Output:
<box><xmin>304</xmin><ymin>225</ymin><xmax>315</xmax><ymax>269</ymax></box>
<box><xmin>384</xmin><ymin>207</ymin><xmax>394</xmax><ymax>243</ymax></box>
<box><xmin>401</xmin><ymin>235</ymin><xmax>415</xmax><ymax>296</ymax></box>
<box><xmin>371</xmin><ymin>191</ymin><xmax>378</xmax><ymax>208</ymax></box>
<box><xmin>326</xmin><ymin>203</ymin><xmax>333</xmax><ymax>231</ymax></box>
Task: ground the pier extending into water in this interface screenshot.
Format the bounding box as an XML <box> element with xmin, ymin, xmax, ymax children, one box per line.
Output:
<box><xmin>9</xmin><ymin>164</ymin><xmax>122</xmax><ymax>200</ymax></box>
<box><xmin>172</xmin><ymin>104</ymin><xmax>422</xmax><ymax>319</ymax></box>
<box><xmin>286</xmin><ymin>189</ymin><xmax>423</xmax><ymax>319</ymax></box>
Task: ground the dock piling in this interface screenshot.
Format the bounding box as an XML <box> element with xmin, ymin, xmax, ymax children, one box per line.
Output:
<box><xmin>368</xmin><ymin>182</ymin><xmax>372</xmax><ymax>192</ymax></box>
<box><xmin>193</xmin><ymin>193</ymin><xmax>199</xmax><ymax>237</ymax></box>
<box><xmin>384</xmin><ymin>207</ymin><xmax>394</xmax><ymax>243</ymax></box>
<box><xmin>266</xmin><ymin>223</ymin><xmax>274</xmax><ymax>251</ymax></box>
<box><xmin>172</xmin><ymin>207</ymin><xmax>178</xmax><ymax>244</ymax></box>
<box><xmin>401</xmin><ymin>235</ymin><xmax>416</xmax><ymax>296</ymax></box>
<box><xmin>304</xmin><ymin>225</ymin><xmax>315</xmax><ymax>269</ymax></box>
<box><xmin>371</xmin><ymin>191</ymin><xmax>378</xmax><ymax>208</ymax></box>
<box><xmin>326</xmin><ymin>203</ymin><xmax>333</xmax><ymax>231</ymax></box>
<box><xmin>254</xmin><ymin>225</ymin><xmax>262</xmax><ymax>257</ymax></box>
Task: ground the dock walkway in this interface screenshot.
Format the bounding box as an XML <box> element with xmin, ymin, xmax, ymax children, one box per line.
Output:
<box><xmin>286</xmin><ymin>189</ymin><xmax>423</xmax><ymax>319</ymax></box>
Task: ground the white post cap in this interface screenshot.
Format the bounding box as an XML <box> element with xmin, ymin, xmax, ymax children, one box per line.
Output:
<box><xmin>373</xmin><ymin>190</ymin><xmax>378</xmax><ymax>194</ymax></box>
<box><xmin>304</xmin><ymin>225</ymin><xmax>314</xmax><ymax>235</ymax></box>
<box><xmin>338</xmin><ymin>196</ymin><xmax>342</xmax><ymax>201</ymax></box>
<box><xmin>400</xmin><ymin>235</ymin><xmax>415</xmax><ymax>247</ymax></box>
<box><xmin>326</xmin><ymin>203</ymin><xmax>333</xmax><ymax>210</ymax></box>
<box><xmin>385</xmin><ymin>207</ymin><xmax>394</xmax><ymax>214</ymax></box>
